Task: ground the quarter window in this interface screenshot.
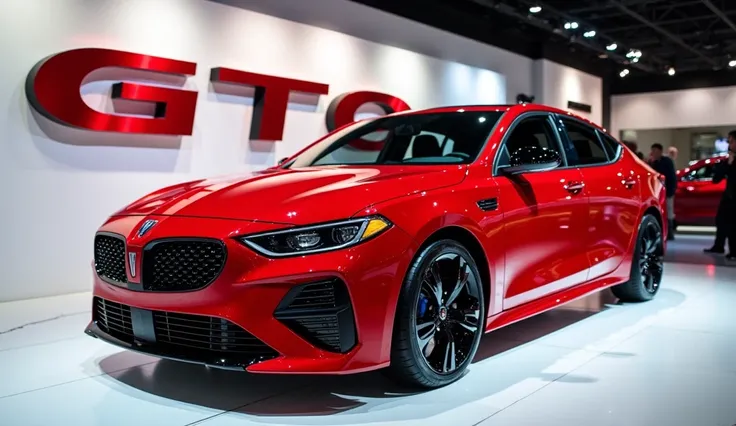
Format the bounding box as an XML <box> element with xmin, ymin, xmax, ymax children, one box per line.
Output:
<box><xmin>561</xmin><ymin>119</ymin><xmax>608</xmax><ymax>166</ymax></box>
<box><xmin>497</xmin><ymin>116</ymin><xmax>561</xmax><ymax>168</ymax></box>
<box><xmin>597</xmin><ymin>131</ymin><xmax>622</xmax><ymax>161</ymax></box>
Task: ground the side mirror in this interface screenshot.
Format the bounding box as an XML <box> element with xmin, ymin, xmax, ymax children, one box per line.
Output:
<box><xmin>277</xmin><ymin>157</ymin><xmax>289</xmax><ymax>166</ymax></box>
<box><xmin>500</xmin><ymin>146</ymin><xmax>561</xmax><ymax>175</ymax></box>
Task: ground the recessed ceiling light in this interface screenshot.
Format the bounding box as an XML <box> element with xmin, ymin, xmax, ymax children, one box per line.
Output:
<box><xmin>606</xmin><ymin>43</ymin><xmax>618</xmax><ymax>51</ymax></box>
<box><xmin>564</xmin><ymin>22</ymin><xmax>579</xmax><ymax>30</ymax></box>
<box><xmin>619</xmin><ymin>69</ymin><xmax>630</xmax><ymax>78</ymax></box>
<box><xmin>668</xmin><ymin>67</ymin><xmax>676</xmax><ymax>76</ymax></box>
<box><xmin>729</xmin><ymin>60</ymin><xmax>736</xmax><ymax>67</ymax></box>
<box><xmin>583</xmin><ymin>30</ymin><xmax>596</xmax><ymax>38</ymax></box>
<box><xmin>529</xmin><ymin>6</ymin><xmax>542</xmax><ymax>13</ymax></box>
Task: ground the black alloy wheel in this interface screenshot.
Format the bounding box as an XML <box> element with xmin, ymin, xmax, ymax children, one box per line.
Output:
<box><xmin>388</xmin><ymin>239</ymin><xmax>485</xmax><ymax>388</ymax></box>
<box><xmin>611</xmin><ymin>214</ymin><xmax>664</xmax><ymax>302</ymax></box>
<box><xmin>639</xmin><ymin>220</ymin><xmax>664</xmax><ymax>294</ymax></box>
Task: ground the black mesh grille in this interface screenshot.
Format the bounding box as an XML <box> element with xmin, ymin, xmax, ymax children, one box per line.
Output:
<box><xmin>94</xmin><ymin>235</ymin><xmax>127</xmax><ymax>285</ymax></box>
<box><xmin>93</xmin><ymin>297</ymin><xmax>278</xmax><ymax>367</ymax></box>
<box><xmin>274</xmin><ymin>279</ymin><xmax>356</xmax><ymax>353</ymax></box>
<box><xmin>142</xmin><ymin>239</ymin><xmax>226</xmax><ymax>292</ymax></box>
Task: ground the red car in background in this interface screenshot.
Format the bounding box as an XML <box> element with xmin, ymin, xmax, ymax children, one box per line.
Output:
<box><xmin>674</xmin><ymin>154</ymin><xmax>728</xmax><ymax>227</ymax></box>
<box><xmin>86</xmin><ymin>104</ymin><xmax>666</xmax><ymax>388</ymax></box>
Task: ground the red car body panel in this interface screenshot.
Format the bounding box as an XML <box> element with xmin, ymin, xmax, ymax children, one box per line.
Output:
<box><xmin>87</xmin><ymin>104</ymin><xmax>666</xmax><ymax>375</ymax></box>
<box><xmin>674</xmin><ymin>155</ymin><xmax>728</xmax><ymax>226</ymax></box>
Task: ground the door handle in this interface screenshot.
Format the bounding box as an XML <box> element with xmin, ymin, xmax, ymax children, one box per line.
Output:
<box><xmin>622</xmin><ymin>178</ymin><xmax>637</xmax><ymax>189</ymax></box>
<box><xmin>564</xmin><ymin>181</ymin><xmax>585</xmax><ymax>195</ymax></box>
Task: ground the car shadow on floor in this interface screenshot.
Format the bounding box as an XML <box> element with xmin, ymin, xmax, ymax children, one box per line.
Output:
<box><xmin>96</xmin><ymin>288</ymin><xmax>686</xmax><ymax>420</ymax></box>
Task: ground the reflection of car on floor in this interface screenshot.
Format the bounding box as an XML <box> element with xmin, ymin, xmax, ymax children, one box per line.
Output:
<box><xmin>86</xmin><ymin>104</ymin><xmax>667</xmax><ymax>388</ymax></box>
<box><xmin>674</xmin><ymin>154</ymin><xmax>728</xmax><ymax>227</ymax></box>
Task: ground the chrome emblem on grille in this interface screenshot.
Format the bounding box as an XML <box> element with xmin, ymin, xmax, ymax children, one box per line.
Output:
<box><xmin>128</xmin><ymin>252</ymin><xmax>137</xmax><ymax>277</ymax></box>
<box><xmin>137</xmin><ymin>219</ymin><xmax>158</xmax><ymax>238</ymax></box>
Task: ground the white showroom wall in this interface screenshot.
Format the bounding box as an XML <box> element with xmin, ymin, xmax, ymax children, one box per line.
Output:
<box><xmin>0</xmin><ymin>0</ymin><xmax>516</xmax><ymax>301</ymax></box>
<box><xmin>532</xmin><ymin>59</ymin><xmax>604</xmax><ymax>126</ymax></box>
<box><xmin>611</xmin><ymin>85</ymin><xmax>736</xmax><ymax>138</ymax></box>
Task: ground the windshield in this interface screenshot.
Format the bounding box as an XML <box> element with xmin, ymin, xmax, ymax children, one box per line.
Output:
<box><xmin>285</xmin><ymin>111</ymin><xmax>505</xmax><ymax>168</ymax></box>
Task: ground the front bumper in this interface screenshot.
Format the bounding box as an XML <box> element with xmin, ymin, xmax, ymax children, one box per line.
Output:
<box><xmin>88</xmin><ymin>214</ymin><xmax>416</xmax><ymax>374</ymax></box>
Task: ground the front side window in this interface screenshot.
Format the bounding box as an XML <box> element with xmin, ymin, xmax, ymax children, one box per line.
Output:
<box><xmin>496</xmin><ymin>115</ymin><xmax>561</xmax><ymax>168</ymax></box>
<box><xmin>287</xmin><ymin>111</ymin><xmax>504</xmax><ymax>168</ymax></box>
<box><xmin>562</xmin><ymin>119</ymin><xmax>608</xmax><ymax>166</ymax></box>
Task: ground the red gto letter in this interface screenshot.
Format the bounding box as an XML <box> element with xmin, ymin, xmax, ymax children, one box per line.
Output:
<box><xmin>25</xmin><ymin>48</ymin><xmax>198</xmax><ymax>135</ymax></box>
<box><xmin>210</xmin><ymin>68</ymin><xmax>330</xmax><ymax>141</ymax></box>
<box><xmin>325</xmin><ymin>91</ymin><xmax>411</xmax><ymax>132</ymax></box>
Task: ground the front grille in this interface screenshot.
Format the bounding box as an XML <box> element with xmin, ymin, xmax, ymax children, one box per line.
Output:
<box><xmin>94</xmin><ymin>234</ymin><xmax>128</xmax><ymax>285</ymax></box>
<box><xmin>142</xmin><ymin>239</ymin><xmax>226</xmax><ymax>292</ymax></box>
<box><xmin>93</xmin><ymin>297</ymin><xmax>278</xmax><ymax>368</ymax></box>
<box><xmin>274</xmin><ymin>279</ymin><xmax>357</xmax><ymax>353</ymax></box>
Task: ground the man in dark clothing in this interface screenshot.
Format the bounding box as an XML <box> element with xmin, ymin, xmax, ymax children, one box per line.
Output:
<box><xmin>704</xmin><ymin>131</ymin><xmax>736</xmax><ymax>262</ymax></box>
<box><xmin>649</xmin><ymin>143</ymin><xmax>678</xmax><ymax>240</ymax></box>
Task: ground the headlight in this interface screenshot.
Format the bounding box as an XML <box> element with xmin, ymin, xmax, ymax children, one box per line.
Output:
<box><xmin>240</xmin><ymin>216</ymin><xmax>392</xmax><ymax>257</ymax></box>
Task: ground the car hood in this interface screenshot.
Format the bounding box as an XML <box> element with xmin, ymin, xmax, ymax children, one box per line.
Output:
<box><xmin>115</xmin><ymin>165</ymin><xmax>467</xmax><ymax>225</ymax></box>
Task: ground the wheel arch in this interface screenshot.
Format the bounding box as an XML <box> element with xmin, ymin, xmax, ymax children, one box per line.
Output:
<box><xmin>413</xmin><ymin>225</ymin><xmax>492</xmax><ymax>325</ymax></box>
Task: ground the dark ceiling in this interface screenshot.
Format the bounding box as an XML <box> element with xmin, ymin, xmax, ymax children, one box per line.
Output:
<box><xmin>351</xmin><ymin>0</ymin><xmax>736</xmax><ymax>93</ymax></box>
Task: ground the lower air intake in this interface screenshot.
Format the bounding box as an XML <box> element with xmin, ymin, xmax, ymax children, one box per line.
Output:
<box><xmin>92</xmin><ymin>297</ymin><xmax>278</xmax><ymax>368</ymax></box>
<box><xmin>273</xmin><ymin>279</ymin><xmax>357</xmax><ymax>353</ymax></box>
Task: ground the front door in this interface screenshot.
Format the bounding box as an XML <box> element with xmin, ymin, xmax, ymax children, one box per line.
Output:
<box><xmin>494</xmin><ymin>114</ymin><xmax>591</xmax><ymax>310</ymax></box>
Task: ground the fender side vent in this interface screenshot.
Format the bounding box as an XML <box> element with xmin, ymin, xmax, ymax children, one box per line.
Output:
<box><xmin>477</xmin><ymin>198</ymin><xmax>499</xmax><ymax>211</ymax></box>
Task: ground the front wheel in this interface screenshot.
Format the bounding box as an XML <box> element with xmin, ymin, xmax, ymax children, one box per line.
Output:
<box><xmin>387</xmin><ymin>239</ymin><xmax>485</xmax><ymax>388</ymax></box>
<box><xmin>611</xmin><ymin>214</ymin><xmax>664</xmax><ymax>302</ymax></box>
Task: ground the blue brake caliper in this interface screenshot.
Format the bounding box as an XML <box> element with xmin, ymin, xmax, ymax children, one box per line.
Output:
<box><xmin>418</xmin><ymin>296</ymin><xmax>429</xmax><ymax>317</ymax></box>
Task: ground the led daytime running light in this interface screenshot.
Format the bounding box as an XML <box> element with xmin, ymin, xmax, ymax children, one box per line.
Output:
<box><xmin>240</xmin><ymin>216</ymin><xmax>391</xmax><ymax>257</ymax></box>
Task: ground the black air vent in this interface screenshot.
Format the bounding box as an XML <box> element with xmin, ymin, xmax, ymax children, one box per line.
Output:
<box><xmin>477</xmin><ymin>198</ymin><xmax>499</xmax><ymax>211</ymax></box>
<box><xmin>94</xmin><ymin>298</ymin><xmax>133</xmax><ymax>340</ymax></box>
<box><xmin>93</xmin><ymin>297</ymin><xmax>278</xmax><ymax>367</ymax></box>
<box><xmin>274</xmin><ymin>279</ymin><xmax>356</xmax><ymax>353</ymax></box>
<box><xmin>94</xmin><ymin>234</ymin><xmax>128</xmax><ymax>285</ymax></box>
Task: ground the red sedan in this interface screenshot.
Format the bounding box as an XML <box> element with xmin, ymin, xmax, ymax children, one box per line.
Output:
<box><xmin>86</xmin><ymin>104</ymin><xmax>667</xmax><ymax>388</ymax></box>
<box><xmin>674</xmin><ymin>154</ymin><xmax>728</xmax><ymax>227</ymax></box>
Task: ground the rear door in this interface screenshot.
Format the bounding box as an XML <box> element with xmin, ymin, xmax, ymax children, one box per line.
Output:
<box><xmin>556</xmin><ymin>116</ymin><xmax>641</xmax><ymax>280</ymax></box>
<box><xmin>494</xmin><ymin>113</ymin><xmax>590</xmax><ymax>310</ymax></box>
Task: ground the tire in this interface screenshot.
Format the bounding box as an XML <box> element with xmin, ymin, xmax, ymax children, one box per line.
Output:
<box><xmin>611</xmin><ymin>214</ymin><xmax>664</xmax><ymax>302</ymax></box>
<box><xmin>387</xmin><ymin>239</ymin><xmax>485</xmax><ymax>388</ymax></box>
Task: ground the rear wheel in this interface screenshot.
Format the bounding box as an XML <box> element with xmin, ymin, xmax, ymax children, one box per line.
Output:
<box><xmin>387</xmin><ymin>239</ymin><xmax>485</xmax><ymax>388</ymax></box>
<box><xmin>611</xmin><ymin>214</ymin><xmax>664</xmax><ymax>302</ymax></box>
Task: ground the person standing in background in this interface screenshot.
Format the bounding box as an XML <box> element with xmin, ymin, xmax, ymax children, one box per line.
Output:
<box><xmin>668</xmin><ymin>146</ymin><xmax>679</xmax><ymax>166</ymax></box>
<box><xmin>623</xmin><ymin>140</ymin><xmax>645</xmax><ymax>160</ymax></box>
<box><xmin>704</xmin><ymin>131</ymin><xmax>736</xmax><ymax>262</ymax></box>
<box><xmin>649</xmin><ymin>143</ymin><xmax>678</xmax><ymax>240</ymax></box>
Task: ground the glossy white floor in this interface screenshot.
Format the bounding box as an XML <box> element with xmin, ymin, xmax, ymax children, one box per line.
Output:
<box><xmin>2</xmin><ymin>235</ymin><xmax>736</xmax><ymax>426</ymax></box>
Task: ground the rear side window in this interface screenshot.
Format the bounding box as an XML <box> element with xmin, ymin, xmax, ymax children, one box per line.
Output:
<box><xmin>561</xmin><ymin>119</ymin><xmax>608</xmax><ymax>166</ymax></box>
<box><xmin>597</xmin><ymin>131</ymin><xmax>622</xmax><ymax>160</ymax></box>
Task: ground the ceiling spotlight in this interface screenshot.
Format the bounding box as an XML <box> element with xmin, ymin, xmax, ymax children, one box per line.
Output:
<box><xmin>668</xmin><ymin>67</ymin><xmax>676</xmax><ymax>76</ymax></box>
<box><xmin>564</xmin><ymin>22</ymin><xmax>579</xmax><ymax>30</ymax></box>
<box><xmin>631</xmin><ymin>57</ymin><xmax>640</xmax><ymax>63</ymax></box>
<box><xmin>583</xmin><ymin>30</ymin><xmax>596</xmax><ymax>38</ymax></box>
<box><xmin>529</xmin><ymin>6</ymin><xmax>542</xmax><ymax>13</ymax></box>
<box><xmin>606</xmin><ymin>43</ymin><xmax>618</xmax><ymax>51</ymax></box>
<box><xmin>626</xmin><ymin>49</ymin><xmax>643</xmax><ymax>59</ymax></box>
<box><xmin>729</xmin><ymin>60</ymin><xmax>736</xmax><ymax>67</ymax></box>
<box><xmin>619</xmin><ymin>69</ymin><xmax>630</xmax><ymax>78</ymax></box>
